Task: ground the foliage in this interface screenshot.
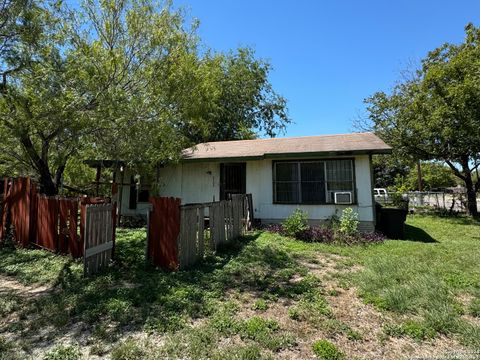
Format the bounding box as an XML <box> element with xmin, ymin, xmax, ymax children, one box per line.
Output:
<box><xmin>365</xmin><ymin>24</ymin><xmax>480</xmax><ymax>216</ymax></box>
<box><xmin>0</xmin><ymin>0</ymin><xmax>289</xmax><ymax>195</ymax></box>
<box><xmin>372</xmin><ymin>154</ymin><xmax>410</xmax><ymax>189</ymax></box>
<box><xmin>399</xmin><ymin>162</ymin><xmax>456</xmax><ymax>191</ymax></box>
<box><xmin>267</xmin><ymin>219</ymin><xmax>385</xmax><ymax>245</ymax></box>
<box><xmin>311</xmin><ymin>340</ymin><xmax>344</xmax><ymax>360</ymax></box>
<box><xmin>282</xmin><ymin>209</ymin><xmax>308</xmax><ymax>237</ymax></box>
<box><xmin>338</xmin><ymin>208</ymin><xmax>359</xmax><ymax>236</ymax></box>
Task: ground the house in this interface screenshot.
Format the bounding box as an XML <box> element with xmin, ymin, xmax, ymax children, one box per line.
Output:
<box><xmin>157</xmin><ymin>132</ymin><xmax>391</xmax><ymax>231</ymax></box>
<box><xmin>84</xmin><ymin>160</ymin><xmax>153</xmax><ymax>219</ymax></box>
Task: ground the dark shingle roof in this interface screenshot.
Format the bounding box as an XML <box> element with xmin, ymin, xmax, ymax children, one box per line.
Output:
<box><xmin>182</xmin><ymin>132</ymin><xmax>391</xmax><ymax>161</ymax></box>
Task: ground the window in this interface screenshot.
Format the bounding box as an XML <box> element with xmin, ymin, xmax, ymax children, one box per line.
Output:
<box><xmin>273</xmin><ymin>159</ymin><xmax>354</xmax><ymax>204</ymax></box>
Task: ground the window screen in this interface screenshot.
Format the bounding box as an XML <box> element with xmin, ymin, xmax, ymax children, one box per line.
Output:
<box><xmin>326</xmin><ymin>160</ymin><xmax>354</xmax><ymax>203</ymax></box>
<box><xmin>274</xmin><ymin>162</ymin><xmax>299</xmax><ymax>203</ymax></box>
<box><xmin>273</xmin><ymin>159</ymin><xmax>354</xmax><ymax>204</ymax></box>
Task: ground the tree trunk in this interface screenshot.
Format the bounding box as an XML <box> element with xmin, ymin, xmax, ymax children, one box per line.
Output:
<box><xmin>20</xmin><ymin>133</ymin><xmax>65</xmax><ymax>196</ymax></box>
<box><xmin>464</xmin><ymin>173</ymin><xmax>478</xmax><ymax>217</ymax></box>
<box><xmin>417</xmin><ymin>160</ymin><xmax>423</xmax><ymax>191</ymax></box>
<box><xmin>38</xmin><ymin>164</ymin><xmax>57</xmax><ymax>196</ymax></box>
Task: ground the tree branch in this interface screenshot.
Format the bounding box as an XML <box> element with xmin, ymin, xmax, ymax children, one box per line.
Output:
<box><xmin>445</xmin><ymin>160</ymin><xmax>467</xmax><ymax>181</ymax></box>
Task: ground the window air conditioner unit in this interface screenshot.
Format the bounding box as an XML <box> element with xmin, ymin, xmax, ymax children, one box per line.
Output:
<box><xmin>334</xmin><ymin>192</ymin><xmax>353</xmax><ymax>205</ymax></box>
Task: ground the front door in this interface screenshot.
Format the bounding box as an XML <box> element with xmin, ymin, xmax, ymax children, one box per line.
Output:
<box><xmin>220</xmin><ymin>163</ymin><xmax>246</xmax><ymax>200</ymax></box>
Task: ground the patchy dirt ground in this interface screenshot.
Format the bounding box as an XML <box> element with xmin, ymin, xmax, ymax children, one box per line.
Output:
<box><xmin>229</xmin><ymin>253</ymin><xmax>469</xmax><ymax>360</ymax></box>
<box><xmin>303</xmin><ymin>254</ymin><xmax>466</xmax><ymax>360</ymax></box>
<box><xmin>0</xmin><ymin>275</ymin><xmax>51</xmax><ymax>298</ymax></box>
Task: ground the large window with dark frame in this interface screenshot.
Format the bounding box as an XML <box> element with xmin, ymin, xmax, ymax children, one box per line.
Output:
<box><xmin>273</xmin><ymin>159</ymin><xmax>355</xmax><ymax>204</ymax></box>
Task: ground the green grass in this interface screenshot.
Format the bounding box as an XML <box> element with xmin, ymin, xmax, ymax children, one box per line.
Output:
<box><xmin>0</xmin><ymin>215</ymin><xmax>479</xmax><ymax>357</ymax></box>
<box><xmin>0</xmin><ymin>228</ymin><xmax>317</xmax><ymax>358</ymax></box>
<box><xmin>282</xmin><ymin>215</ymin><xmax>480</xmax><ymax>347</ymax></box>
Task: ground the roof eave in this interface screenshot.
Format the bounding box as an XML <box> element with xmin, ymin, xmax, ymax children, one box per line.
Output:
<box><xmin>180</xmin><ymin>148</ymin><xmax>392</xmax><ymax>163</ymax></box>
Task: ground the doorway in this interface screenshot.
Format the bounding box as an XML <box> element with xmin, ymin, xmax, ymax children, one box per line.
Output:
<box><xmin>220</xmin><ymin>163</ymin><xmax>246</xmax><ymax>200</ymax></box>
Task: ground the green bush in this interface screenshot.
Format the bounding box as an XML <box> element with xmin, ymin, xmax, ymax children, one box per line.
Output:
<box><xmin>312</xmin><ymin>340</ymin><xmax>344</xmax><ymax>359</ymax></box>
<box><xmin>338</xmin><ymin>208</ymin><xmax>358</xmax><ymax>236</ymax></box>
<box><xmin>282</xmin><ymin>209</ymin><xmax>308</xmax><ymax>237</ymax></box>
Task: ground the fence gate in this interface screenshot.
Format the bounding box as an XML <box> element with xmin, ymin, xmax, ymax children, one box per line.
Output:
<box><xmin>84</xmin><ymin>203</ymin><xmax>115</xmax><ymax>276</ymax></box>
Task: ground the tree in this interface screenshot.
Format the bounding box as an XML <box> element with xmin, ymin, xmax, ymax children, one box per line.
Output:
<box><xmin>372</xmin><ymin>154</ymin><xmax>410</xmax><ymax>189</ymax></box>
<box><xmin>0</xmin><ymin>0</ymin><xmax>289</xmax><ymax>195</ymax></box>
<box><xmin>365</xmin><ymin>24</ymin><xmax>480</xmax><ymax>216</ymax></box>
<box><xmin>400</xmin><ymin>162</ymin><xmax>456</xmax><ymax>191</ymax></box>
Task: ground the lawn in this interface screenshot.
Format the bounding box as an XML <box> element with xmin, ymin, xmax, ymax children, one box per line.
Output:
<box><xmin>0</xmin><ymin>215</ymin><xmax>479</xmax><ymax>359</ymax></box>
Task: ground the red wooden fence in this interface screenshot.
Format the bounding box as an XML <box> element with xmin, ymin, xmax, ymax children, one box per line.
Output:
<box><xmin>147</xmin><ymin>197</ymin><xmax>181</xmax><ymax>270</ymax></box>
<box><xmin>0</xmin><ymin>177</ymin><xmax>115</xmax><ymax>259</ymax></box>
<box><xmin>146</xmin><ymin>195</ymin><xmax>253</xmax><ymax>271</ymax></box>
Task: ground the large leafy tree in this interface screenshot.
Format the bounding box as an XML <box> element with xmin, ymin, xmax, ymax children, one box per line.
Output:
<box><xmin>365</xmin><ymin>24</ymin><xmax>480</xmax><ymax>216</ymax></box>
<box><xmin>0</xmin><ymin>0</ymin><xmax>289</xmax><ymax>195</ymax></box>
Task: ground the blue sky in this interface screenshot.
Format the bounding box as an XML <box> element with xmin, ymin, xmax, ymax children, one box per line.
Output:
<box><xmin>174</xmin><ymin>0</ymin><xmax>480</xmax><ymax>137</ymax></box>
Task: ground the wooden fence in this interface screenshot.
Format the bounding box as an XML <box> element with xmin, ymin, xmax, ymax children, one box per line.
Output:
<box><xmin>147</xmin><ymin>194</ymin><xmax>253</xmax><ymax>270</ymax></box>
<box><xmin>0</xmin><ymin>178</ymin><xmax>116</xmax><ymax>265</ymax></box>
<box><xmin>83</xmin><ymin>203</ymin><xmax>115</xmax><ymax>276</ymax></box>
<box><xmin>147</xmin><ymin>197</ymin><xmax>181</xmax><ymax>270</ymax></box>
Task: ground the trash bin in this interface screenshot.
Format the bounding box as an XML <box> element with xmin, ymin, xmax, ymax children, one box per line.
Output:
<box><xmin>379</xmin><ymin>207</ymin><xmax>408</xmax><ymax>239</ymax></box>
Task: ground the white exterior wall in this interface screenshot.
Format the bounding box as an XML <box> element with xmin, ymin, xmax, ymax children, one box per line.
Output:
<box><xmin>158</xmin><ymin>155</ymin><xmax>374</xmax><ymax>224</ymax></box>
<box><xmin>158</xmin><ymin>162</ymin><xmax>220</xmax><ymax>204</ymax></box>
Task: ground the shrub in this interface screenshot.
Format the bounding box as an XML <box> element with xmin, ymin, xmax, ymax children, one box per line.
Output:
<box><xmin>338</xmin><ymin>208</ymin><xmax>358</xmax><ymax>236</ymax></box>
<box><xmin>282</xmin><ymin>209</ymin><xmax>308</xmax><ymax>237</ymax></box>
<box><xmin>266</xmin><ymin>208</ymin><xmax>384</xmax><ymax>246</ymax></box>
<box><xmin>312</xmin><ymin>340</ymin><xmax>344</xmax><ymax>360</ymax></box>
<box><xmin>297</xmin><ymin>226</ymin><xmax>334</xmax><ymax>243</ymax></box>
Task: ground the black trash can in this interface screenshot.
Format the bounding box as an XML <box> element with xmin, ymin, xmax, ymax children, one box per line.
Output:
<box><xmin>379</xmin><ymin>207</ymin><xmax>408</xmax><ymax>239</ymax></box>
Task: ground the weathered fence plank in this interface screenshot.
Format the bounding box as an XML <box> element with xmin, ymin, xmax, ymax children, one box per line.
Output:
<box><xmin>198</xmin><ymin>207</ymin><xmax>205</xmax><ymax>256</ymax></box>
<box><xmin>83</xmin><ymin>203</ymin><xmax>115</xmax><ymax>276</ymax></box>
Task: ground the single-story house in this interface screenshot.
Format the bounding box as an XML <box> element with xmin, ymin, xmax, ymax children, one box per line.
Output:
<box><xmin>157</xmin><ymin>132</ymin><xmax>391</xmax><ymax>231</ymax></box>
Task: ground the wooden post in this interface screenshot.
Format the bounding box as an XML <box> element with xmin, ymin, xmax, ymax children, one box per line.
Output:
<box><xmin>117</xmin><ymin>166</ymin><xmax>125</xmax><ymax>226</ymax></box>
